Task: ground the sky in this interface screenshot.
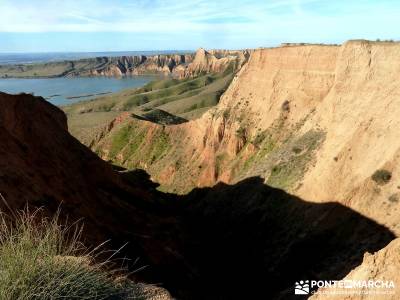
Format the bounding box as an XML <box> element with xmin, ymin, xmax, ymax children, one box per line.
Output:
<box><xmin>0</xmin><ymin>0</ymin><xmax>399</xmax><ymax>52</ymax></box>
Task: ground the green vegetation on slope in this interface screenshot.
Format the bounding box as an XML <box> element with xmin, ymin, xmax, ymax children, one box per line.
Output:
<box><xmin>65</xmin><ymin>72</ymin><xmax>231</xmax><ymax>115</ymax></box>
<box><xmin>102</xmin><ymin>122</ymin><xmax>173</xmax><ymax>169</ymax></box>
<box><xmin>266</xmin><ymin>130</ymin><xmax>326</xmax><ymax>190</ymax></box>
<box><xmin>64</xmin><ymin>71</ymin><xmax>234</xmax><ymax>146</ymax></box>
<box><xmin>232</xmin><ymin>112</ymin><xmax>326</xmax><ymax>192</ymax></box>
<box><xmin>0</xmin><ymin>210</ymin><xmax>148</xmax><ymax>299</ymax></box>
<box><xmin>121</xmin><ymin>75</ymin><xmax>212</xmax><ymax>110</ymax></box>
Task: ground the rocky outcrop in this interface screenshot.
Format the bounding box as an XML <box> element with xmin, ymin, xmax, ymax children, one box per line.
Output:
<box><xmin>173</xmin><ymin>48</ymin><xmax>249</xmax><ymax>78</ymax></box>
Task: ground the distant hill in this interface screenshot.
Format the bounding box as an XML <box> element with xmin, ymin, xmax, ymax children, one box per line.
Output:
<box><xmin>0</xmin><ymin>48</ymin><xmax>247</xmax><ymax>78</ymax></box>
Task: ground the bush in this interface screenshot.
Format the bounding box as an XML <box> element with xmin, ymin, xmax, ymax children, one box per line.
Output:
<box><xmin>371</xmin><ymin>169</ymin><xmax>392</xmax><ymax>185</ymax></box>
<box><xmin>292</xmin><ymin>146</ymin><xmax>302</xmax><ymax>154</ymax></box>
<box><xmin>388</xmin><ymin>193</ymin><xmax>399</xmax><ymax>203</ymax></box>
<box><xmin>236</xmin><ymin>126</ymin><xmax>247</xmax><ymax>140</ymax></box>
<box><xmin>0</xmin><ymin>209</ymin><xmax>143</xmax><ymax>299</ymax></box>
<box><xmin>252</xmin><ymin>132</ymin><xmax>265</xmax><ymax>147</ymax></box>
<box><xmin>281</xmin><ymin>100</ymin><xmax>290</xmax><ymax>112</ymax></box>
<box><xmin>222</xmin><ymin>110</ymin><xmax>230</xmax><ymax>120</ymax></box>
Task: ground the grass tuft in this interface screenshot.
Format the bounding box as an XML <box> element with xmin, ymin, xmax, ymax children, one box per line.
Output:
<box><xmin>0</xmin><ymin>209</ymin><xmax>148</xmax><ymax>300</ymax></box>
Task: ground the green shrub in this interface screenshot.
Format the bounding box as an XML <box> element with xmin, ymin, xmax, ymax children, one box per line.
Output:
<box><xmin>371</xmin><ymin>169</ymin><xmax>392</xmax><ymax>185</ymax></box>
<box><xmin>236</xmin><ymin>126</ymin><xmax>247</xmax><ymax>140</ymax></box>
<box><xmin>222</xmin><ymin>110</ymin><xmax>230</xmax><ymax>120</ymax></box>
<box><xmin>292</xmin><ymin>146</ymin><xmax>302</xmax><ymax>154</ymax></box>
<box><xmin>388</xmin><ymin>193</ymin><xmax>399</xmax><ymax>203</ymax></box>
<box><xmin>252</xmin><ymin>132</ymin><xmax>266</xmax><ymax>147</ymax></box>
<box><xmin>0</xmin><ymin>209</ymin><xmax>142</xmax><ymax>299</ymax></box>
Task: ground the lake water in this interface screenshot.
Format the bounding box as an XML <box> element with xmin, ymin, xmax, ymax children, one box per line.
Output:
<box><xmin>0</xmin><ymin>76</ymin><xmax>156</xmax><ymax>105</ymax></box>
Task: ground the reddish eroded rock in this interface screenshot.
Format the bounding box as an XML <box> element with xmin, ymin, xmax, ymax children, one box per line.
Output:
<box><xmin>0</xmin><ymin>92</ymin><xmax>187</xmax><ymax>290</ymax></box>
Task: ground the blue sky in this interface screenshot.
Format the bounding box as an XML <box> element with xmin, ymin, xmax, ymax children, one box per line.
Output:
<box><xmin>0</xmin><ymin>0</ymin><xmax>399</xmax><ymax>52</ymax></box>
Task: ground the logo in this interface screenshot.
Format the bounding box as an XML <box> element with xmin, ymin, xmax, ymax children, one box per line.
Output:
<box><xmin>295</xmin><ymin>280</ymin><xmax>310</xmax><ymax>295</ymax></box>
<box><xmin>294</xmin><ymin>279</ymin><xmax>395</xmax><ymax>296</ymax></box>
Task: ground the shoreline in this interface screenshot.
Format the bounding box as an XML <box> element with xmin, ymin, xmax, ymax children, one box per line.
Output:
<box><xmin>0</xmin><ymin>73</ymin><xmax>166</xmax><ymax>80</ymax></box>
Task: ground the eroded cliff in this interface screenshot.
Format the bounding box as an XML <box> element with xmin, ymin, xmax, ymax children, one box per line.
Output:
<box><xmin>92</xmin><ymin>41</ymin><xmax>400</xmax><ymax>240</ymax></box>
<box><xmin>2</xmin><ymin>39</ymin><xmax>400</xmax><ymax>298</ymax></box>
<box><xmin>0</xmin><ymin>94</ymin><xmax>394</xmax><ymax>298</ymax></box>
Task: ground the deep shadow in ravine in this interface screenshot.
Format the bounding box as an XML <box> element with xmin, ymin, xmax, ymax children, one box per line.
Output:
<box><xmin>153</xmin><ymin>176</ymin><xmax>395</xmax><ymax>300</ymax></box>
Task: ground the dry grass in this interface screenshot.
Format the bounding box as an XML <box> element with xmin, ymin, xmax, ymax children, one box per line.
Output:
<box><xmin>0</xmin><ymin>209</ymin><xmax>147</xmax><ymax>299</ymax></box>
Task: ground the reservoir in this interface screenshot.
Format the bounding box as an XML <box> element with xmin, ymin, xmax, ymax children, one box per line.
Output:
<box><xmin>0</xmin><ymin>76</ymin><xmax>156</xmax><ymax>105</ymax></box>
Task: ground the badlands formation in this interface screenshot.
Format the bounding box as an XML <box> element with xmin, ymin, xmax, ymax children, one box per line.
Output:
<box><xmin>89</xmin><ymin>40</ymin><xmax>400</xmax><ymax>297</ymax></box>
<box><xmin>93</xmin><ymin>41</ymin><xmax>400</xmax><ymax>231</ymax></box>
<box><xmin>0</xmin><ymin>91</ymin><xmax>394</xmax><ymax>298</ymax></box>
<box><xmin>1</xmin><ymin>40</ymin><xmax>400</xmax><ymax>299</ymax></box>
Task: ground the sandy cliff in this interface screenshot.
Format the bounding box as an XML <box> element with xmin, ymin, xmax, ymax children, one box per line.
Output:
<box><xmin>93</xmin><ymin>43</ymin><xmax>339</xmax><ymax>190</ymax></box>
<box><xmin>93</xmin><ymin>41</ymin><xmax>400</xmax><ymax>237</ymax></box>
<box><xmin>208</xmin><ymin>41</ymin><xmax>400</xmax><ymax>239</ymax></box>
<box><xmin>296</xmin><ymin>41</ymin><xmax>400</xmax><ymax>233</ymax></box>
<box><xmin>86</xmin><ymin>40</ymin><xmax>400</xmax><ymax>298</ymax></box>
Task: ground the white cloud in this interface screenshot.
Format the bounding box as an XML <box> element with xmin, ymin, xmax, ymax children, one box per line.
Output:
<box><xmin>0</xmin><ymin>0</ymin><xmax>399</xmax><ymax>48</ymax></box>
<box><xmin>0</xmin><ymin>0</ymin><xmax>328</xmax><ymax>33</ymax></box>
